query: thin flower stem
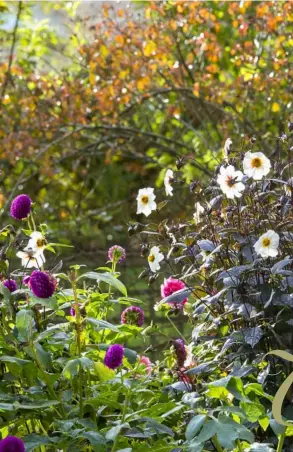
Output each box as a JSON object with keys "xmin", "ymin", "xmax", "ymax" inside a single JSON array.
[
  {"xmin": 167, "ymin": 315, "xmax": 186, "ymax": 341},
  {"xmin": 236, "ymin": 439, "xmax": 243, "ymax": 452},
  {"xmin": 212, "ymin": 435, "xmax": 224, "ymax": 452},
  {"xmin": 277, "ymin": 431, "xmax": 286, "ymax": 452},
  {"xmin": 71, "ymin": 276, "xmax": 84, "ymax": 418}
]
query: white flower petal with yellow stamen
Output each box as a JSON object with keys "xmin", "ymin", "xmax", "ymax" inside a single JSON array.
[
  {"xmin": 27, "ymin": 231, "xmax": 47, "ymax": 253},
  {"xmin": 16, "ymin": 249, "xmax": 46, "ymax": 269},
  {"xmin": 136, "ymin": 187, "xmax": 157, "ymax": 217},
  {"xmin": 193, "ymin": 202, "xmax": 204, "ymax": 224},
  {"xmin": 164, "ymin": 169, "xmax": 174, "ymax": 196},
  {"xmin": 148, "ymin": 246, "xmax": 164, "ymax": 272},
  {"xmin": 243, "ymin": 151, "xmax": 271, "ymax": 180},
  {"xmin": 217, "ymin": 165, "xmax": 245, "ymax": 199},
  {"xmin": 254, "ymin": 230, "xmax": 279, "ymax": 258}
]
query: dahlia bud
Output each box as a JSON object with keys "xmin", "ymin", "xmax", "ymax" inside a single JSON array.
[
  {"xmin": 29, "ymin": 270, "xmax": 57, "ymax": 299},
  {"xmin": 140, "ymin": 244, "xmax": 149, "ymax": 257},
  {"xmin": 176, "ymin": 157, "xmax": 185, "ymax": 170},
  {"xmin": 3, "ymin": 279, "xmax": 17, "ymax": 293},
  {"xmin": 173, "ymin": 339, "xmax": 187, "ymax": 367},
  {"xmin": 108, "ymin": 245, "xmax": 126, "ymax": 264},
  {"xmin": 104, "ymin": 344, "xmax": 124, "ymax": 370},
  {"xmin": 121, "ymin": 306, "xmax": 144, "ymax": 327},
  {"xmin": 10, "ymin": 194, "xmax": 32, "ymax": 220}
]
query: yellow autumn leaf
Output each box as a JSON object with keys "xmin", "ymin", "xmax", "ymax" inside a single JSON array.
[
  {"xmin": 100, "ymin": 44, "xmax": 109, "ymax": 58},
  {"xmin": 143, "ymin": 40, "xmax": 156, "ymax": 57}
]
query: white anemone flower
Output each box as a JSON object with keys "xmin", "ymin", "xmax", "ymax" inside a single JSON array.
[
  {"xmin": 193, "ymin": 202, "xmax": 204, "ymax": 224},
  {"xmin": 16, "ymin": 248, "xmax": 45, "ymax": 269},
  {"xmin": 148, "ymin": 246, "xmax": 164, "ymax": 272},
  {"xmin": 243, "ymin": 151, "xmax": 271, "ymax": 180},
  {"xmin": 254, "ymin": 230, "xmax": 279, "ymax": 258},
  {"xmin": 136, "ymin": 188, "xmax": 157, "ymax": 217},
  {"xmin": 27, "ymin": 231, "xmax": 47, "ymax": 253},
  {"xmin": 164, "ymin": 169, "xmax": 174, "ymax": 196},
  {"xmin": 223, "ymin": 138, "xmax": 232, "ymax": 163},
  {"xmin": 217, "ymin": 165, "xmax": 245, "ymax": 199}
]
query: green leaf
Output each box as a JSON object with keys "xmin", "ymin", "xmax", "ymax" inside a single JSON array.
[
  {"xmin": 80, "ymin": 272, "xmax": 127, "ymax": 296},
  {"xmin": 186, "ymin": 415, "xmax": 206, "ymax": 441},
  {"xmin": 62, "ymin": 357, "xmax": 93, "ymax": 378},
  {"xmin": 79, "ymin": 431, "xmax": 107, "ymax": 451},
  {"xmin": 23, "ymin": 434, "xmax": 55, "ymax": 452},
  {"xmin": 16, "ymin": 309, "xmax": 34, "ymax": 342},
  {"xmin": 0, "ymin": 356, "xmax": 30, "ymax": 366},
  {"xmin": 197, "ymin": 419, "xmax": 218, "ymax": 443},
  {"xmin": 86, "ymin": 317, "xmax": 120, "ymax": 333},
  {"xmin": 240, "ymin": 402, "xmax": 264, "ymax": 422}
]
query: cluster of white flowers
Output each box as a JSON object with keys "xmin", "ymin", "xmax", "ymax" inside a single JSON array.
[
  {"xmin": 16, "ymin": 231, "xmax": 47, "ymax": 269},
  {"xmin": 136, "ymin": 145, "xmax": 279, "ymax": 273},
  {"xmin": 217, "ymin": 149, "xmax": 271, "ymax": 199},
  {"xmin": 136, "ymin": 169, "xmax": 175, "ymax": 272}
]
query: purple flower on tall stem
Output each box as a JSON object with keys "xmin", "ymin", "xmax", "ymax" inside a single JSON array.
[
  {"xmin": 173, "ymin": 339, "xmax": 187, "ymax": 368},
  {"xmin": 0, "ymin": 436, "xmax": 25, "ymax": 452},
  {"xmin": 104, "ymin": 344, "xmax": 124, "ymax": 369},
  {"xmin": 3, "ymin": 279, "xmax": 17, "ymax": 293},
  {"xmin": 121, "ymin": 306, "xmax": 144, "ymax": 327},
  {"xmin": 108, "ymin": 245, "xmax": 126, "ymax": 264},
  {"xmin": 10, "ymin": 194, "xmax": 32, "ymax": 220},
  {"xmin": 29, "ymin": 270, "xmax": 56, "ymax": 299},
  {"xmin": 70, "ymin": 307, "xmax": 76, "ymax": 316}
]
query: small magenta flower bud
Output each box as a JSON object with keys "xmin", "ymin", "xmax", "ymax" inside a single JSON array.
[
  {"xmin": 173, "ymin": 339, "xmax": 186, "ymax": 367},
  {"xmin": 3, "ymin": 279, "xmax": 17, "ymax": 293},
  {"xmin": 121, "ymin": 306, "xmax": 144, "ymax": 327},
  {"xmin": 104, "ymin": 344, "xmax": 124, "ymax": 370},
  {"xmin": 108, "ymin": 245, "xmax": 126, "ymax": 264},
  {"xmin": 29, "ymin": 270, "xmax": 57, "ymax": 299},
  {"xmin": 10, "ymin": 194, "xmax": 32, "ymax": 220}
]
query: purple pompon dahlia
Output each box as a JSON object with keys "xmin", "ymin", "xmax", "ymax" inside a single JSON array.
[
  {"xmin": 104, "ymin": 344, "xmax": 124, "ymax": 369},
  {"xmin": 173, "ymin": 339, "xmax": 187, "ymax": 368},
  {"xmin": 3, "ymin": 279, "xmax": 17, "ymax": 293},
  {"xmin": 121, "ymin": 306, "xmax": 144, "ymax": 327},
  {"xmin": 10, "ymin": 194, "xmax": 32, "ymax": 220},
  {"xmin": 29, "ymin": 270, "xmax": 56, "ymax": 299},
  {"xmin": 108, "ymin": 245, "xmax": 126, "ymax": 264},
  {"xmin": 0, "ymin": 436, "xmax": 25, "ymax": 452}
]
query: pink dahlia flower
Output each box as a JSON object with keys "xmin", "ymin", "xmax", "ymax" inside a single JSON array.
[
  {"xmin": 160, "ymin": 277, "xmax": 187, "ymax": 308},
  {"xmin": 139, "ymin": 355, "xmax": 152, "ymax": 375}
]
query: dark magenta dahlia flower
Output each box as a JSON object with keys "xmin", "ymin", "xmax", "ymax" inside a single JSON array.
[
  {"xmin": 108, "ymin": 245, "xmax": 126, "ymax": 264},
  {"xmin": 0, "ymin": 436, "xmax": 25, "ymax": 452},
  {"xmin": 10, "ymin": 194, "xmax": 32, "ymax": 220},
  {"xmin": 104, "ymin": 344, "xmax": 124, "ymax": 369},
  {"xmin": 121, "ymin": 306, "xmax": 144, "ymax": 327},
  {"xmin": 173, "ymin": 339, "xmax": 187, "ymax": 368},
  {"xmin": 3, "ymin": 279, "xmax": 17, "ymax": 293},
  {"xmin": 29, "ymin": 270, "xmax": 56, "ymax": 299}
]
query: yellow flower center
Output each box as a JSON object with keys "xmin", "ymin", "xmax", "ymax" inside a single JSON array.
[
  {"xmin": 262, "ymin": 237, "xmax": 271, "ymax": 247},
  {"xmin": 141, "ymin": 195, "xmax": 149, "ymax": 204},
  {"xmin": 37, "ymin": 238, "xmax": 47, "ymax": 248},
  {"xmin": 148, "ymin": 255, "xmax": 155, "ymax": 262},
  {"xmin": 251, "ymin": 157, "xmax": 262, "ymax": 168}
]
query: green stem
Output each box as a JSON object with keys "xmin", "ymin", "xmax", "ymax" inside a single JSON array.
[
  {"xmin": 30, "ymin": 212, "xmax": 36, "ymax": 231},
  {"xmin": 212, "ymin": 435, "xmax": 224, "ymax": 452},
  {"xmin": 277, "ymin": 431, "xmax": 286, "ymax": 452},
  {"xmin": 111, "ymin": 386, "xmax": 131, "ymax": 452},
  {"xmin": 167, "ymin": 315, "xmax": 186, "ymax": 341},
  {"xmin": 72, "ymin": 277, "xmax": 83, "ymax": 418},
  {"xmin": 237, "ymin": 439, "xmax": 243, "ymax": 452}
]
